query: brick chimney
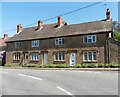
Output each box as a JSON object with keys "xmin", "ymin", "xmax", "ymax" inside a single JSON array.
[
  {"xmin": 17, "ymin": 24, "xmax": 22, "ymax": 33},
  {"xmin": 106, "ymin": 8, "xmax": 111, "ymax": 21},
  {"xmin": 38, "ymin": 20, "xmax": 43, "ymax": 30},
  {"xmin": 3, "ymin": 34, "xmax": 8, "ymax": 40},
  {"xmin": 58, "ymin": 16, "xmax": 63, "ymax": 27}
]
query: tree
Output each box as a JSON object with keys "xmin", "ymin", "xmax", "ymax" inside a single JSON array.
[{"xmin": 113, "ymin": 31, "xmax": 120, "ymax": 42}]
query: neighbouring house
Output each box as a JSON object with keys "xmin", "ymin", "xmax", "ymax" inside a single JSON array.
[
  {"xmin": 6, "ymin": 9, "xmax": 120, "ymax": 66},
  {"xmin": 0, "ymin": 34, "xmax": 9, "ymax": 66}
]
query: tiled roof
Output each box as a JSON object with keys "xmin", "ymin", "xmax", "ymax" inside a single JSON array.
[{"xmin": 6, "ymin": 20, "xmax": 113, "ymax": 42}]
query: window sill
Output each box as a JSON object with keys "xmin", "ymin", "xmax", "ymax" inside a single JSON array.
[
  {"xmin": 32, "ymin": 46, "xmax": 39, "ymax": 47},
  {"xmin": 83, "ymin": 42, "xmax": 96, "ymax": 44},
  {"xmin": 54, "ymin": 60, "xmax": 65, "ymax": 62},
  {"xmin": 30, "ymin": 60, "xmax": 39, "ymax": 62},
  {"xmin": 83, "ymin": 60, "xmax": 97, "ymax": 62},
  {"xmin": 13, "ymin": 60, "xmax": 20, "ymax": 61}
]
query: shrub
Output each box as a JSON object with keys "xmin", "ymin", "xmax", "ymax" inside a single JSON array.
[
  {"xmin": 4, "ymin": 64, "xmax": 12, "ymax": 67},
  {"xmin": 98, "ymin": 64, "xmax": 104, "ymax": 68},
  {"xmin": 75, "ymin": 64, "xmax": 83, "ymax": 68},
  {"xmin": 4, "ymin": 63, "xmax": 120, "ymax": 68},
  {"xmin": 23, "ymin": 64, "xmax": 40, "ymax": 68},
  {"xmin": 109, "ymin": 64, "xmax": 119, "ymax": 68},
  {"xmin": 82, "ymin": 64, "xmax": 89, "ymax": 68}
]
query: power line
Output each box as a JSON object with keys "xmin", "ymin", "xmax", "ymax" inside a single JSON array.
[{"xmin": 2, "ymin": 1, "xmax": 105, "ymax": 34}]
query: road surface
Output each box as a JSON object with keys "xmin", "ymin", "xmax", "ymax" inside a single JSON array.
[{"xmin": 0, "ymin": 67, "xmax": 118, "ymax": 96}]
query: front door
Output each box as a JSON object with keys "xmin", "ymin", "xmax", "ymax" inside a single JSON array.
[
  {"xmin": 24, "ymin": 53, "xmax": 28, "ymax": 65},
  {"xmin": 70, "ymin": 53, "xmax": 76, "ymax": 66},
  {"xmin": 43, "ymin": 53, "xmax": 48, "ymax": 65}
]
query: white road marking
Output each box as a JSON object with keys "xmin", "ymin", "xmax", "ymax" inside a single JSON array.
[
  {"xmin": 19, "ymin": 74, "xmax": 42, "ymax": 81},
  {"xmin": 57, "ymin": 86, "xmax": 73, "ymax": 96}
]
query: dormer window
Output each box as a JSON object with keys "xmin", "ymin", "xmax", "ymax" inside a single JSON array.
[
  {"xmin": 55, "ymin": 38, "xmax": 64, "ymax": 45},
  {"xmin": 31, "ymin": 40, "xmax": 39, "ymax": 47}
]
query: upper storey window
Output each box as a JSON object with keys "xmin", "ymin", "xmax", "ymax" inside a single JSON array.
[
  {"xmin": 31, "ymin": 40, "xmax": 39, "ymax": 47},
  {"xmin": 15, "ymin": 42, "xmax": 22, "ymax": 48},
  {"xmin": 83, "ymin": 35, "xmax": 96, "ymax": 43},
  {"xmin": 55, "ymin": 38, "xmax": 64, "ymax": 45}
]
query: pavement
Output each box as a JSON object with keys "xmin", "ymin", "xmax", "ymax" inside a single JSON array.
[
  {"xmin": 3, "ymin": 67, "xmax": 120, "ymax": 71},
  {"xmin": 0, "ymin": 67, "xmax": 119, "ymax": 96}
]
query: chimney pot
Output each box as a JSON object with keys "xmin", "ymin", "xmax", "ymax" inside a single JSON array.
[
  {"xmin": 4, "ymin": 34, "xmax": 8, "ymax": 39},
  {"xmin": 17, "ymin": 24, "xmax": 22, "ymax": 33},
  {"xmin": 38, "ymin": 20, "xmax": 43, "ymax": 30},
  {"xmin": 106, "ymin": 8, "xmax": 111, "ymax": 21},
  {"xmin": 58, "ymin": 16, "xmax": 63, "ymax": 27}
]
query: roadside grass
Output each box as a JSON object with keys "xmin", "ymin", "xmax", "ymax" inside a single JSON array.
[{"xmin": 4, "ymin": 63, "xmax": 120, "ymax": 68}]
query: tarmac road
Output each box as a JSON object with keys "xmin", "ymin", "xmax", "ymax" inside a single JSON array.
[{"xmin": 0, "ymin": 67, "xmax": 119, "ymax": 96}]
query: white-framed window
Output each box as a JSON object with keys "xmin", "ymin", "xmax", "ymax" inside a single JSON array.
[
  {"xmin": 14, "ymin": 52, "xmax": 20, "ymax": 60},
  {"xmin": 31, "ymin": 53, "xmax": 39, "ymax": 61},
  {"xmin": 55, "ymin": 38, "xmax": 64, "ymax": 45},
  {"xmin": 15, "ymin": 42, "xmax": 22, "ymax": 48},
  {"xmin": 83, "ymin": 51, "xmax": 97, "ymax": 61},
  {"xmin": 31, "ymin": 40, "xmax": 39, "ymax": 47},
  {"xmin": 55, "ymin": 52, "xmax": 65, "ymax": 61},
  {"xmin": 83, "ymin": 35, "xmax": 96, "ymax": 43}
]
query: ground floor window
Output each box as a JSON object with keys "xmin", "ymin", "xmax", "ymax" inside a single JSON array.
[
  {"xmin": 55, "ymin": 52, "xmax": 65, "ymax": 61},
  {"xmin": 14, "ymin": 52, "xmax": 20, "ymax": 60},
  {"xmin": 31, "ymin": 53, "xmax": 39, "ymax": 61},
  {"xmin": 83, "ymin": 51, "xmax": 97, "ymax": 61}
]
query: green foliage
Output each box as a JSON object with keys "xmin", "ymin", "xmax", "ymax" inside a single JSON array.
[
  {"xmin": 4, "ymin": 63, "xmax": 120, "ymax": 68},
  {"xmin": 113, "ymin": 31, "xmax": 120, "ymax": 41},
  {"xmin": 23, "ymin": 64, "xmax": 40, "ymax": 67},
  {"xmin": 4, "ymin": 64, "xmax": 12, "ymax": 67}
]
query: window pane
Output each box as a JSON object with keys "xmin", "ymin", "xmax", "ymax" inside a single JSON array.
[
  {"xmin": 84, "ymin": 36, "xmax": 87, "ymax": 43},
  {"xmin": 84, "ymin": 52, "xmax": 87, "ymax": 60},
  {"xmin": 55, "ymin": 39, "xmax": 58, "ymax": 45},
  {"xmin": 62, "ymin": 39, "xmax": 64, "ymax": 44},
  {"xmin": 93, "ymin": 52, "xmax": 97, "ymax": 60},
  {"xmin": 93, "ymin": 35, "xmax": 96, "ymax": 42},
  {"xmin": 59, "ymin": 40, "xmax": 62, "ymax": 45},
  {"xmin": 55, "ymin": 53, "xmax": 58, "ymax": 60},
  {"xmin": 59, "ymin": 53, "xmax": 61, "ymax": 60},
  {"xmin": 62, "ymin": 53, "xmax": 65, "ymax": 60},
  {"xmin": 88, "ymin": 38, "xmax": 92, "ymax": 43},
  {"xmin": 88, "ymin": 52, "xmax": 92, "ymax": 60}
]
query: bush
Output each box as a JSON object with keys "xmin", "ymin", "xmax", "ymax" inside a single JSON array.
[
  {"xmin": 4, "ymin": 63, "xmax": 120, "ymax": 68},
  {"xmin": 75, "ymin": 64, "xmax": 83, "ymax": 68},
  {"xmin": 98, "ymin": 64, "xmax": 104, "ymax": 68},
  {"xmin": 113, "ymin": 31, "xmax": 120, "ymax": 42},
  {"xmin": 109, "ymin": 64, "xmax": 119, "ymax": 68},
  {"xmin": 4, "ymin": 64, "xmax": 12, "ymax": 67},
  {"xmin": 23, "ymin": 64, "xmax": 40, "ymax": 68}
]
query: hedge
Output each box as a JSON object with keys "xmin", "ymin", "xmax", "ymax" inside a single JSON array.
[{"xmin": 4, "ymin": 63, "xmax": 120, "ymax": 68}]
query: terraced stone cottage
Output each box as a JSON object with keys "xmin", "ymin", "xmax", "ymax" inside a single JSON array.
[{"xmin": 6, "ymin": 9, "xmax": 120, "ymax": 66}]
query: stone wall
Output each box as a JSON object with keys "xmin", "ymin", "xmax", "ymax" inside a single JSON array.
[
  {"xmin": 109, "ymin": 38, "xmax": 120, "ymax": 64},
  {"xmin": 6, "ymin": 33, "xmax": 108, "ymax": 65}
]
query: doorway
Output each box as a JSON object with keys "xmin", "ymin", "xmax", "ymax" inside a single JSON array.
[{"xmin": 70, "ymin": 53, "xmax": 76, "ymax": 66}]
